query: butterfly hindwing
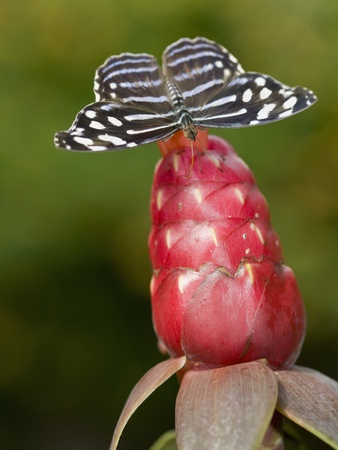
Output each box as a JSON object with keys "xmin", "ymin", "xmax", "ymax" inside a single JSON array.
[
  {"xmin": 192, "ymin": 71, "xmax": 317, "ymax": 128},
  {"xmin": 54, "ymin": 102, "xmax": 178, "ymax": 151}
]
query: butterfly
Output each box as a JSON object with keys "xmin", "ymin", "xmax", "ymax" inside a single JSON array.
[{"xmin": 54, "ymin": 37, "xmax": 317, "ymax": 152}]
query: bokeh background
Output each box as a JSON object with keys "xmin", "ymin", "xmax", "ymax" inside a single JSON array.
[{"xmin": 1, "ymin": 0, "xmax": 337, "ymax": 449}]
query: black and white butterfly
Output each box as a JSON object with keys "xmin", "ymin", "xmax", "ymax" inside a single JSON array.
[{"xmin": 54, "ymin": 37, "xmax": 317, "ymax": 152}]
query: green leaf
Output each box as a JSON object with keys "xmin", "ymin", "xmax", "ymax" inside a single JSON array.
[{"xmin": 149, "ymin": 430, "xmax": 178, "ymax": 450}]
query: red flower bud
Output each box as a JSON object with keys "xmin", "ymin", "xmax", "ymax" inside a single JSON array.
[{"xmin": 149, "ymin": 134, "xmax": 306, "ymax": 370}]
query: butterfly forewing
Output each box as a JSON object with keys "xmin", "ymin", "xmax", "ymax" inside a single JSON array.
[
  {"xmin": 94, "ymin": 53, "xmax": 171, "ymax": 109},
  {"xmin": 193, "ymin": 72, "xmax": 317, "ymax": 128},
  {"xmin": 162, "ymin": 37, "xmax": 244, "ymax": 111}
]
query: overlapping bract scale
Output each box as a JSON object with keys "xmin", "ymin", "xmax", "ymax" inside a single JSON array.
[{"xmin": 149, "ymin": 136, "xmax": 306, "ymax": 370}]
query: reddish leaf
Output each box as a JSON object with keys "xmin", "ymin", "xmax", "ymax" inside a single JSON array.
[
  {"xmin": 176, "ymin": 361, "xmax": 278, "ymax": 450},
  {"xmin": 110, "ymin": 356, "xmax": 186, "ymax": 450},
  {"xmin": 276, "ymin": 366, "xmax": 338, "ymax": 449}
]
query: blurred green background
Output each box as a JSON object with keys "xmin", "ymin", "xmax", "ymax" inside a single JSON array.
[{"xmin": 1, "ymin": 0, "xmax": 337, "ymax": 449}]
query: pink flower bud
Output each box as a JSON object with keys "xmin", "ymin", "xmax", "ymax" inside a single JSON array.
[{"xmin": 149, "ymin": 134, "xmax": 306, "ymax": 370}]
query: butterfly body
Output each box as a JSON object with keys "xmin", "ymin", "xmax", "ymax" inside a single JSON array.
[{"xmin": 55, "ymin": 37, "xmax": 316, "ymax": 152}]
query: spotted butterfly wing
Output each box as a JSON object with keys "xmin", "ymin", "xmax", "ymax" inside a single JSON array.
[
  {"xmin": 55, "ymin": 101, "xmax": 179, "ymax": 151},
  {"xmin": 193, "ymin": 72, "xmax": 316, "ymax": 127},
  {"xmin": 163, "ymin": 37, "xmax": 316, "ymax": 128},
  {"xmin": 54, "ymin": 37, "xmax": 317, "ymax": 152}
]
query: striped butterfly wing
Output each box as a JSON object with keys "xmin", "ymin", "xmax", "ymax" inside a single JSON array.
[
  {"xmin": 95, "ymin": 53, "xmax": 167, "ymax": 106},
  {"xmin": 163, "ymin": 37, "xmax": 317, "ymax": 129},
  {"xmin": 55, "ymin": 54, "xmax": 179, "ymax": 151},
  {"xmin": 162, "ymin": 37, "xmax": 244, "ymax": 113}
]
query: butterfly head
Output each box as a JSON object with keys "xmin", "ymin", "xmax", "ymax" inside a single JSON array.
[{"xmin": 178, "ymin": 110, "xmax": 198, "ymax": 141}]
